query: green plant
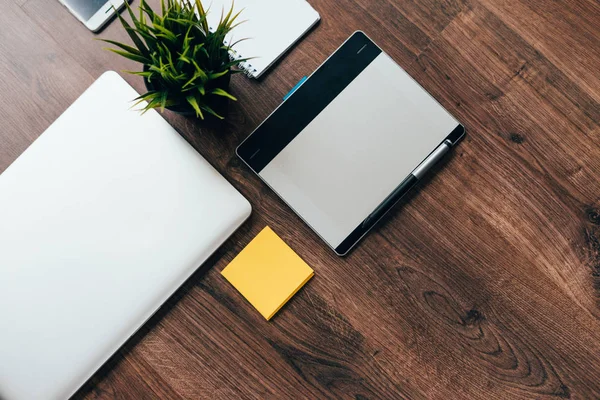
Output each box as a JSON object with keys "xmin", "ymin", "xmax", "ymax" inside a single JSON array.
[{"xmin": 101, "ymin": 0, "xmax": 247, "ymax": 119}]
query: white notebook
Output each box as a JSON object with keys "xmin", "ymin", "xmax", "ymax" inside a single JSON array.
[{"xmin": 206, "ymin": 0, "xmax": 320, "ymax": 78}]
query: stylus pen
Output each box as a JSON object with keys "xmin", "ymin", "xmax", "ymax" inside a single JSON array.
[{"xmin": 362, "ymin": 139, "xmax": 453, "ymax": 228}]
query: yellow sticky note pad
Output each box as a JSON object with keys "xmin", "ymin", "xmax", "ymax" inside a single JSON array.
[{"xmin": 221, "ymin": 226, "xmax": 314, "ymax": 320}]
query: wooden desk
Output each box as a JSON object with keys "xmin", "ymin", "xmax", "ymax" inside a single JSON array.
[{"xmin": 1, "ymin": 0, "xmax": 599, "ymax": 398}]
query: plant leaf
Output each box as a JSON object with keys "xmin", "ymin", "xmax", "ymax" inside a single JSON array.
[
  {"xmin": 159, "ymin": 90, "xmax": 169, "ymax": 112},
  {"xmin": 132, "ymin": 90, "xmax": 160, "ymax": 102},
  {"xmin": 98, "ymin": 39, "xmax": 142, "ymax": 56},
  {"xmin": 194, "ymin": 0, "xmax": 210, "ymax": 33},
  {"xmin": 227, "ymin": 37, "xmax": 249, "ymax": 49},
  {"xmin": 131, "ymin": 91, "xmax": 160, "ymax": 109},
  {"xmin": 140, "ymin": 0, "xmax": 155, "ymax": 20},
  {"xmin": 201, "ymin": 104, "xmax": 224, "ymax": 119},
  {"xmin": 208, "ymin": 69, "xmax": 229, "ymax": 80},
  {"xmin": 106, "ymin": 48, "xmax": 151, "ymax": 64},
  {"xmin": 101, "ymin": 0, "xmax": 248, "ymax": 119},
  {"xmin": 116, "ymin": 2, "xmax": 150, "ymax": 57},
  {"xmin": 191, "ymin": 60, "xmax": 208, "ymax": 82},
  {"xmin": 152, "ymin": 23, "xmax": 178, "ymax": 42},
  {"xmin": 133, "ymin": 28, "xmax": 158, "ymax": 50},
  {"xmin": 211, "ymin": 88, "xmax": 237, "ymax": 101},
  {"xmin": 122, "ymin": 70, "xmax": 154, "ymax": 79},
  {"xmin": 186, "ymin": 95, "xmax": 204, "ymax": 119}
]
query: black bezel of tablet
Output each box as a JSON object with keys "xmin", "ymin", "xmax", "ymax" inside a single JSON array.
[{"xmin": 237, "ymin": 31, "xmax": 465, "ymax": 255}]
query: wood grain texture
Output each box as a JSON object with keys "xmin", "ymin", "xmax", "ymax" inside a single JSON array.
[
  {"xmin": 2, "ymin": 0, "xmax": 600, "ymax": 398},
  {"xmin": 0, "ymin": 1, "xmax": 93, "ymax": 171}
]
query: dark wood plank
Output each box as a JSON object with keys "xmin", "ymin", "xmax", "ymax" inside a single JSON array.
[
  {"xmin": 477, "ymin": 0, "xmax": 600, "ymax": 103},
  {"xmin": 0, "ymin": 1, "xmax": 93, "ymax": 171},
  {"xmin": 1, "ymin": 0, "xmax": 599, "ymax": 398},
  {"xmin": 20, "ymin": 0, "xmax": 145, "ymax": 92}
]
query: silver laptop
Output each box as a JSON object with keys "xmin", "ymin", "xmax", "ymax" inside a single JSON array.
[{"xmin": 0, "ymin": 72, "xmax": 251, "ymax": 400}]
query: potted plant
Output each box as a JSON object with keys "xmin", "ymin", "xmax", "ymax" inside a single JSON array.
[{"xmin": 101, "ymin": 0, "xmax": 247, "ymax": 119}]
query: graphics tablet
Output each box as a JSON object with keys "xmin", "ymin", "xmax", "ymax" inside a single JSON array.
[{"xmin": 237, "ymin": 31, "xmax": 465, "ymax": 255}]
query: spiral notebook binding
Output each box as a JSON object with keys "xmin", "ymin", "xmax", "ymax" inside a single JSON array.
[
  {"xmin": 223, "ymin": 37, "xmax": 257, "ymax": 77},
  {"xmin": 235, "ymin": 52, "xmax": 255, "ymax": 77}
]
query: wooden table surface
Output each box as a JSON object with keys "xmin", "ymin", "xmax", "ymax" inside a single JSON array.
[{"xmin": 1, "ymin": 0, "xmax": 599, "ymax": 398}]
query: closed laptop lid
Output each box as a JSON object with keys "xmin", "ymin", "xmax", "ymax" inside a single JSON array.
[{"xmin": 0, "ymin": 71, "xmax": 251, "ymax": 400}]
